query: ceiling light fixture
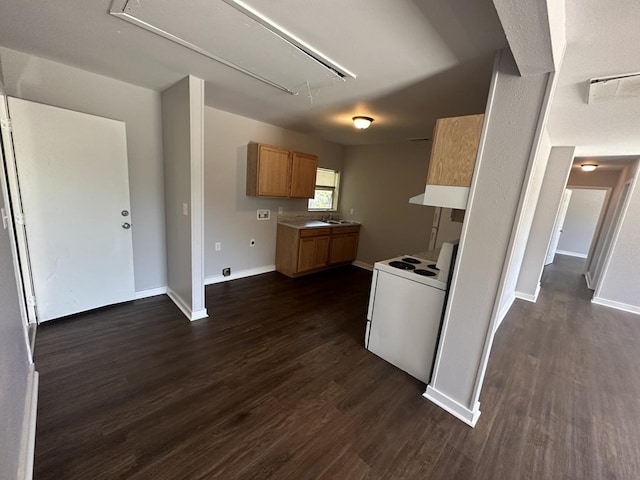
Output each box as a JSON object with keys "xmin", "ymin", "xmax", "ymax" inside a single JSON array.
[
  {"xmin": 581, "ymin": 164, "xmax": 598, "ymax": 172},
  {"xmin": 352, "ymin": 116, "xmax": 374, "ymax": 129}
]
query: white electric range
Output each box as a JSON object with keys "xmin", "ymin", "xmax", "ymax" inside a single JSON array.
[{"xmin": 365, "ymin": 242, "xmax": 458, "ymax": 384}]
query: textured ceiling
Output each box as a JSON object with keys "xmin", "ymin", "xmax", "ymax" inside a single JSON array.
[
  {"xmin": 0, "ymin": 0, "xmax": 507, "ymax": 145},
  {"xmin": 547, "ymin": 0, "xmax": 640, "ymax": 157}
]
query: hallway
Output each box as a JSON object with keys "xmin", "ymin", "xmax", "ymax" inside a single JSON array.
[{"xmin": 485, "ymin": 253, "xmax": 640, "ymax": 477}]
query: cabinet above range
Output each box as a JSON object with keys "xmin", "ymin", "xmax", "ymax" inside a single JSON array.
[
  {"xmin": 246, "ymin": 143, "xmax": 318, "ymax": 199},
  {"xmin": 410, "ymin": 113, "xmax": 484, "ymax": 209}
]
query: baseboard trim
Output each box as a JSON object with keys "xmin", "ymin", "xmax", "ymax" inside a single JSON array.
[
  {"xmin": 591, "ymin": 297, "xmax": 640, "ymax": 316},
  {"xmin": 18, "ymin": 366, "xmax": 38, "ymax": 480},
  {"xmin": 205, "ymin": 265, "xmax": 275, "ymax": 285},
  {"xmin": 556, "ymin": 250, "xmax": 587, "ymax": 258},
  {"xmin": 515, "ymin": 283, "xmax": 540, "ymax": 303},
  {"xmin": 135, "ymin": 286, "xmax": 168, "ymax": 299},
  {"xmin": 585, "ymin": 271, "xmax": 594, "ymax": 290},
  {"xmin": 190, "ymin": 309, "xmax": 209, "ymax": 321},
  {"xmin": 166, "ymin": 288, "xmax": 209, "ymax": 321},
  {"xmin": 352, "ymin": 260, "xmax": 373, "ymax": 271},
  {"xmin": 424, "ymin": 385, "xmax": 481, "ymax": 427}
]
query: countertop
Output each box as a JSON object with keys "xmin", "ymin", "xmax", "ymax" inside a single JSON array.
[{"xmin": 278, "ymin": 220, "xmax": 361, "ymax": 230}]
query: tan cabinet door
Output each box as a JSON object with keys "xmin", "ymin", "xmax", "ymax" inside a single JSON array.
[
  {"xmin": 426, "ymin": 114, "xmax": 484, "ymax": 187},
  {"xmin": 297, "ymin": 236, "xmax": 330, "ymax": 272},
  {"xmin": 290, "ymin": 152, "xmax": 318, "ymax": 198},
  {"xmin": 329, "ymin": 233, "xmax": 359, "ymax": 264},
  {"xmin": 257, "ymin": 145, "xmax": 291, "ymax": 197}
]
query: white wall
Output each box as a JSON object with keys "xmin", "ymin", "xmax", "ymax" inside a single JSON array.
[
  {"xmin": 497, "ymin": 129, "xmax": 552, "ymax": 318},
  {"xmin": 557, "ymin": 188, "xmax": 607, "ymax": 257},
  {"xmin": 595, "ymin": 161, "xmax": 640, "ymax": 313},
  {"xmin": 0, "ymin": 139, "xmax": 34, "ymax": 480},
  {"xmin": 427, "ymin": 49, "xmax": 551, "ymax": 425},
  {"xmin": 162, "ymin": 77, "xmax": 206, "ymax": 320},
  {"xmin": 203, "ymin": 107, "xmax": 344, "ymax": 281},
  {"xmin": 339, "ymin": 142, "xmax": 435, "ymax": 266},
  {"xmin": 585, "ymin": 166, "xmax": 634, "ymax": 288},
  {"xmin": 516, "ymin": 147, "xmax": 575, "ymax": 299},
  {"xmin": 0, "ymin": 46, "xmax": 166, "ymax": 292}
]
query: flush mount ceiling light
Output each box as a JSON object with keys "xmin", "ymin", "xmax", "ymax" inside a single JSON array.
[
  {"xmin": 353, "ymin": 116, "xmax": 374, "ymax": 129},
  {"xmin": 581, "ymin": 164, "xmax": 598, "ymax": 172}
]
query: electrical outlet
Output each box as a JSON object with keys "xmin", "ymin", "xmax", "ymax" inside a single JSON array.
[
  {"xmin": 250, "ymin": 239, "xmax": 256, "ymax": 247},
  {"xmin": 350, "ymin": 208, "xmax": 354, "ymax": 215},
  {"xmin": 183, "ymin": 203, "xmax": 189, "ymax": 216},
  {"xmin": 222, "ymin": 267, "xmax": 231, "ymax": 277},
  {"xmin": 278, "ymin": 207, "xmax": 283, "ymax": 214},
  {"xmin": 215, "ymin": 242, "xmax": 221, "ymax": 251}
]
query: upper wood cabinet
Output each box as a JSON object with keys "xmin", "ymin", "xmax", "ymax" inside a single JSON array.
[
  {"xmin": 290, "ymin": 152, "xmax": 318, "ymax": 198},
  {"xmin": 426, "ymin": 114, "xmax": 484, "ymax": 187},
  {"xmin": 246, "ymin": 143, "xmax": 318, "ymax": 198}
]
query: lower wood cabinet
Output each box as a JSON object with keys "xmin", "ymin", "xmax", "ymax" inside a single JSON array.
[
  {"xmin": 276, "ymin": 223, "xmax": 360, "ymax": 277},
  {"xmin": 298, "ymin": 235, "xmax": 330, "ymax": 272},
  {"xmin": 329, "ymin": 226, "xmax": 360, "ymax": 265}
]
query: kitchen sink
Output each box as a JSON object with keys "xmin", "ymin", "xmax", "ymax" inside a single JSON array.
[{"xmin": 324, "ymin": 219, "xmax": 358, "ymax": 225}]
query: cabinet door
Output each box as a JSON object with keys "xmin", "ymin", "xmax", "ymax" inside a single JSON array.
[
  {"xmin": 297, "ymin": 236, "xmax": 329, "ymax": 272},
  {"xmin": 426, "ymin": 114, "xmax": 484, "ymax": 187},
  {"xmin": 329, "ymin": 233, "xmax": 359, "ymax": 264},
  {"xmin": 290, "ymin": 152, "xmax": 318, "ymax": 198},
  {"xmin": 257, "ymin": 145, "xmax": 291, "ymax": 197},
  {"xmin": 343, "ymin": 233, "xmax": 359, "ymax": 261}
]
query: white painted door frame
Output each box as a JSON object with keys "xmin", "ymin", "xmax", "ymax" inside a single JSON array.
[
  {"xmin": 563, "ymin": 185, "xmax": 611, "ymax": 277},
  {"xmin": 0, "ymin": 95, "xmax": 37, "ymax": 325},
  {"xmin": 593, "ymin": 179, "xmax": 634, "ymax": 296},
  {"xmin": 545, "ymin": 188, "xmax": 572, "ymax": 265}
]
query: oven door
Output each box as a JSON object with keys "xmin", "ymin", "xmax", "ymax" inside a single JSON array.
[{"xmin": 366, "ymin": 269, "xmax": 445, "ymax": 383}]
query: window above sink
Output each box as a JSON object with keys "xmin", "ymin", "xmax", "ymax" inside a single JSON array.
[{"xmin": 308, "ymin": 167, "xmax": 340, "ymax": 211}]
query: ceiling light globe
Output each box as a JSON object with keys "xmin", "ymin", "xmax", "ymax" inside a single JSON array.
[
  {"xmin": 581, "ymin": 164, "xmax": 598, "ymax": 172},
  {"xmin": 352, "ymin": 116, "xmax": 373, "ymax": 129}
]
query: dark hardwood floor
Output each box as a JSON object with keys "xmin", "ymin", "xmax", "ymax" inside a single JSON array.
[{"xmin": 34, "ymin": 259, "xmax": 640, "ymax": 479}]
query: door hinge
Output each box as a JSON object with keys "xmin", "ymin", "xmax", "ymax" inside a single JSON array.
[
  {"xmin": 15, "ymin": 212, "xmax": 25, "ymax": 225},
  {"xmin": 0, "ymin": 117, "xmax": 11, "ymax": 131},
  {"xmin": 27, "ymin": 295, "xmax": 36, "ymax": 308}
]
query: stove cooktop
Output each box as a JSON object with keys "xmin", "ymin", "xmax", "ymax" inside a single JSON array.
[
  {"xmin": 414, "ymin": 269, "xmax": 436, "ymax": 277},
  {"xmin": 377, "ymin": 255, "xmax": 445, "ymax": 289},
  {"xmin": 389, "ymin": 261, "xmax": 416, "ymax": 270}
]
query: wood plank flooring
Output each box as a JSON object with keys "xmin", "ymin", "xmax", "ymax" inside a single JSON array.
[{"xmin": 34, "ymin": 258, "xmax": 640, "ymax": 479}]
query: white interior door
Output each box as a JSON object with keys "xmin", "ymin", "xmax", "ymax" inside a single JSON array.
[
  {"xmin": 545, "ymin": 189, "xmax": 572, "ymax": 265},
  {"xmin": 7, "ymin": 97, "xmax": 135, "ymax": 322}
]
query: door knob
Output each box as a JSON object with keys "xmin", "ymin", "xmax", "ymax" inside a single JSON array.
[{"xmin": 122, "ymin": 222, "xmax": 131, "ymax": 229}]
